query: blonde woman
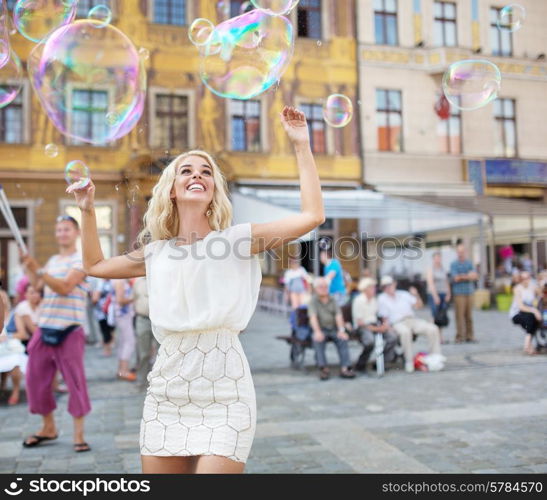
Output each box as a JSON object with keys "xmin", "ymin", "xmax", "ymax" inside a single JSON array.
[{"xmin": 67, "ymin": 106, "xmax": 324, "ymax": 474}]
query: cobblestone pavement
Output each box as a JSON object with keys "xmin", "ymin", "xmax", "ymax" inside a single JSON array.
[{"xmin": 0, "ymin": 308, "xmax": 545, "ymax": 474}]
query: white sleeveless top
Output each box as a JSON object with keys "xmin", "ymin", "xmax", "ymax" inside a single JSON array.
[
  {"xmin": 509, "ymin": 282, "xmax": 537, "ymax": 319},
  {"xmin": 144, "ymin": 223, "xmax": 262, "ymax": 343}
]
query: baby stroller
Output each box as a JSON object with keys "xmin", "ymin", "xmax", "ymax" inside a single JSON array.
[{"xmin": 288, "ymin": 305, "xmax": 313, "ymax": 368}]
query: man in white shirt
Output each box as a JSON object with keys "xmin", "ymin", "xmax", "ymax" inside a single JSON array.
[
  {"xmin": 352, "ymin": 277, "xmax": 397, "ymax": 372},
  {"xmin": 377, "ymin": 276, "xmax": 441, "ymax": 373}
]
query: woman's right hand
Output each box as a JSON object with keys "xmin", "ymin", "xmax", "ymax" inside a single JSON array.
[
  {"xmin": 66, "ymin": 181, "xmax": 95, "ymax": 212},
  {"xmin": 433, "ymin": 294, "xmax": 440, "ymax": 305}
]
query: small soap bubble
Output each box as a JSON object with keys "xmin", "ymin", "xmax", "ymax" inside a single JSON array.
[
  {"xmin": 65, "ymin": 160, "xmax": 90, "ymax": 189},
  {"xmin": 45, "ymin": 143, "xmax": 59, "ymax": 157}
]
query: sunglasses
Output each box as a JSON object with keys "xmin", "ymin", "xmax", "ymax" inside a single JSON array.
[{"xmin": 56, "ymin": 215, "xmax": 79, "ymax": 227}]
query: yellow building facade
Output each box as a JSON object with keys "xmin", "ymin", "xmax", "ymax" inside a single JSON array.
[{"xmin": 0, "ymin": 0, "xmax": 361, "ymax": 292}]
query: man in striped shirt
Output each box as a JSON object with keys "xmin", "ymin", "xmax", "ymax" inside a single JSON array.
[{"xmin": 21, "ymin": 215, "xmax": 92, "ymax": 453}]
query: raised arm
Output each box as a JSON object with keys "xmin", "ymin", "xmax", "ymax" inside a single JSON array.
[
  {"xmin": 250, "ymin": 106, "xmax": 325, "ymax": 255},
  {"xmin": 67, "ymin": 181, "xmax": 146, "ymax": 279}
]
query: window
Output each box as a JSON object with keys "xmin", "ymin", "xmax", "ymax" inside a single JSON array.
[
  {"xmin": 76, "ymin": 0, "xmax": 110, "ymax": 17},
  {"xmin": 69, "ymin": 89, "xmax": 108, "ymax": 145},
  {"xmin": 230, "ymin": 0, "xmax": 254, "ymax": 17},
  {"xmin": 153, "ymin": 0, "xmax": 186, "ymax": 26},
  {"xmin": 297, "ymin": 0, "xmax": 322, "ymax": 39},
  {"xmin": 230, "ymin": 100, "xmax": 261, "ymax": 152},
  {"xmin": 300, "ymin": 103, "xmax": 326, "ymax": 154},
  {"xmin": 376, "ymin": 89, "xmax": 403, "ymax": 152},
  {"xmin": 374, "ymin": 0, "xmax": 398, "ymax": 45},
  {"xmin": 437, "ymin": 97, "xmax": 462, "ymax": 154},
  {"xmin": 154, "ymin": 94, "xmax": 189, "ymax": 150},
  {"xmin": 63, "ymin": 203, "xmax": 115, "ymax": 259},
  {"xmin": 494, "ymin": 98, "xmax": 517, "ymax": 157},
  {"xmin": 490, "ymin": 7, "xmax": 512, "ymax": 56},
  {"xmin": 434, "ymin": 2, "xmax": 457, "ymax": 47},
  {"xmin": 0, "ymin": 90, "xmax": 23, "ymax": 144}
]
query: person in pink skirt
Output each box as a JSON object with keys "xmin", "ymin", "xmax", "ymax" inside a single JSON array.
[{"xmin": 21, "ymin": 215, "xmax": 92, "ymax": 453}]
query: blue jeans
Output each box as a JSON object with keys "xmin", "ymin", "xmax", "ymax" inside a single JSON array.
[
  {"xmin": 428, "ymin": 292, "xmax": 447, "ymax": 318},
  {"xmin": 313, "ymin": 327, "xmax": 351, "ymax": 368}
]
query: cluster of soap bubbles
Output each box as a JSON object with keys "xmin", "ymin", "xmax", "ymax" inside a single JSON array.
[
  {"xmin": 189, "ymin": 2, "xmax": 354, "ymax": 127},
  {"xmin": 0, "ymin": 2, "xmax": 145, "ymax": 189},
  {"xmin": 190, "ymin": 8, "xmax": 295, "ymax": 100},
  {"xmin": 441, "ymin": 4, "xmax": 526, "ymax": 111}
]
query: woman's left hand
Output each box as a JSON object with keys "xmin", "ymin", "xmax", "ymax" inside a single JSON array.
[{"xmin": 280, "ymin": 106, "xmax": 310, "ymax": 146}]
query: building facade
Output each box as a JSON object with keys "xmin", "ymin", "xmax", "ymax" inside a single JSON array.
[
  {"xmin": 356, "ymin": 0, "xmax": 547, "ymax": 278},
  {"xmin": 0, "ymin": 0, "xmax": 361, "ymax": 292}
]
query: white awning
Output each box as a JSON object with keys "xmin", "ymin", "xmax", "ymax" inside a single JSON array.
[{"xmin": 233, "ymin": 186, "xmax": 483, "ymax": 238}]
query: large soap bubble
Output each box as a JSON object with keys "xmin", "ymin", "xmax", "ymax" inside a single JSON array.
[
  {"xmin": 0, "ymin": 0, "xmax": 10, "ymax": 68},
  {"xmin": 250, "ymin": 0, "xmax": 300, "ymax": 16},
  {"xmin": 28, "ymin": 19, "xmax": 147, "ymax": 145},
  {"xmin": 0, "ymin": 48, "xmax": 23, "ymax": 109},
  {"xmin": 13, "ymin": 0, "xmax": 78, "ymax": 43},
  {"xmin": 442, "ymin": 60, "xmax": 501, "ymax": 111},
  {"xmin": 199, "ymin": 9, "xmax": 294, "ymax": 100}
]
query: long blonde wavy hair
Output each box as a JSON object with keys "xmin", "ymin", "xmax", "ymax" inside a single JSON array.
[{"xmin": 137, "ymin": 150, "xmax": 233, "ymax": 247}]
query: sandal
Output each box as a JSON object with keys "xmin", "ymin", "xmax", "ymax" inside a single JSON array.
[
  {"xmin": 74, "ymin": 442, "xmax": 91, "ymax": 453},
  {"xmin": 7, "ymin": 393, "xmax": 20, "ymax": 406},
  {"xmin": 22, "ymin": 434, "xmax": 58, "ymax": 448},
  {"xmin": 340, "ymin": 368, "xmax": 356, "ymax": 379},
  {"xmin": 117, "ymin": 372, "xmax": 137, "ymax": 382},
  {"xmin": 319, "ymin": 367, "xmax": 330, "ymax": 381}
]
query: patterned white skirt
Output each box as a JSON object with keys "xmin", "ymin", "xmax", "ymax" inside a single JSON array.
[{"xmin": 139, "ymin": 327, "xmax": 256, "ymax": 463}]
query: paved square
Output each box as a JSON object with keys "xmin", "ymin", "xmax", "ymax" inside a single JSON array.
[{"xmin": 0, "ymin": 309, "xmax": 545, "ymax": 474}]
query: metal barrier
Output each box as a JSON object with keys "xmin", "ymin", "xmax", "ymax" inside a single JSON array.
[{"xmin": 257, "ymin": 286, "xmax": 291, "ymax": 316}]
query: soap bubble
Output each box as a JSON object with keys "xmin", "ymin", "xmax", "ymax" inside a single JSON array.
[
  {"xmin": 323, "ymin": 94, "xmax": 353, "ymax": 128},
  {"xmin": 65, "ymin": 160, "xmax": 90, "ymax": 189},
  {"xmin": 497, "ymin": 4, "xmax": 525, "ymax": 32},
  {"xmin": 0, "ymin": 48, "xmax": 23, "ymax": 109},
  {"xmin": 189, "ymin": 18, "xmax": 214, "ymax": 46},
  {"xmin": 442, "ymin": 60, "xmax": 501, "ymax": 111},
  {"xmin": 13, "ymin": 0, "xmax": 78, "ymax": 43},
  {"xmin": 139, "ymin": 47, "xmax": 150, "ymax": 60},
  {"xmin": 28, "ymin": 19, "xmax": 147, "ymax": 145},
  {"xmin": 199, "ymin": 9, "xmax": 294, "ymax": 100},
  {"xmin": 45, "ymin": 143, "xmax": 59, "ymax": 157},
  {"xmin": 0, "ymin": 0, "xmax": 10, "ymax": 69},
  {"xmin": 250, "ymin": 0, "xmax": 300, "ymax": 16},
  {"xmin": 88, "ymin": 4, "xmax": 112, "ymax": 27}
]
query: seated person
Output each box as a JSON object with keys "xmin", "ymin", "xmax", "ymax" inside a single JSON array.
[
  {"xmin": 0, "ymin": 293, "xmax": 28, "ymax": 406},
  {"xmin": 509, "ymin": 271, "xmax": 541, "ymax": 355},
  {"xmin": 352, "ymin": 277, "xmax": 398, "ymax": 373},
  {"xmin": 378, "ymin": 276, "xmax": 442, "ymax": 373},
  {"xmin": 14, "ymin": 283, "xmax": 42, "ymax": 349},
  {"xmin": 308, "ymin": 277, "xmax": 355, "ymax": 381}
]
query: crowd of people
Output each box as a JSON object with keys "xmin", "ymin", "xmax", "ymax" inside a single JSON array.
[{"xmin": 282, "ymin": 242, "xmax": 546, "ymax": 380}]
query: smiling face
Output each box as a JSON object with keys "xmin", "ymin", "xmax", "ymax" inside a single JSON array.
[
  {"xmin": 171, "ymin": 155, "xmax": 215, "ymax": 205},
  {"xmin": 55, "ymin": 220, "xmax": 79, "ymax": 247}
]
